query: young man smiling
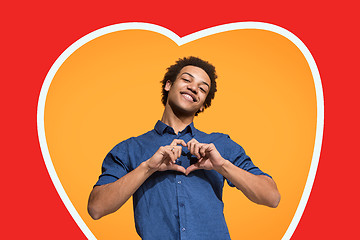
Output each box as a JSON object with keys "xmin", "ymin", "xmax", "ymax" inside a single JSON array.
[{"xmin": 88, "ymin": 56, "xmax": 280, "ymax": 240}]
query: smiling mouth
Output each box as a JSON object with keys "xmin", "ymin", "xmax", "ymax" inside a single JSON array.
[{"xmin": 181, "ymin": 93, "xmax": 197, "ymax": 102}]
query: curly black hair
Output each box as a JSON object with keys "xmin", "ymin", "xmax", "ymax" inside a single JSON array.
[{"xmin": 161, "ymin": 56, "xmax": 217, "ymax": 115}]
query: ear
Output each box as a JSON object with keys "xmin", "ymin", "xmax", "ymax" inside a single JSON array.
[{"xmin": 164, "ymin": 80, "xmax": 172, "ymax": 91}]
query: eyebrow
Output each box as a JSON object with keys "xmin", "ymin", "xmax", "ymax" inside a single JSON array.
[{"xmin": 181, "ymin": 72, "xmax": 210, "ymax": 88}]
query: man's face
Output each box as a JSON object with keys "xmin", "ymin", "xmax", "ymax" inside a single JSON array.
[{"xmin": 165, "ymin": 65, "xmax": 211, "ymax": 116}]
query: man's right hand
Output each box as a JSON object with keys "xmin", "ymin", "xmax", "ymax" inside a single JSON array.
[
  {"xmin": 145, "ymin": 139, "xmax": 187, "ymax": 174},
  {"xmin": 88, "ymin": 138, "xmax": 187, "ymax": 220}
]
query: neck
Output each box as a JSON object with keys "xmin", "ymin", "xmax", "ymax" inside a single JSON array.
[{"xmin": 161, "ymin": 105, "xmax": 194, "ymax": 134}]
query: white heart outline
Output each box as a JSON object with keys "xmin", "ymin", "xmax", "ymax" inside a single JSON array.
[{"xmin": 37, "ymin": 22, "xmax": 324, "ymax": 240}]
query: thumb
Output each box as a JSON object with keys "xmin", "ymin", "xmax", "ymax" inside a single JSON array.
[
  {"xmin": 168, "ymin": 164, "xmax": 186, "ymax": 174},
  {"xmin": 185, "ymin": 164, "xmax": 200, "ymax": 176}
]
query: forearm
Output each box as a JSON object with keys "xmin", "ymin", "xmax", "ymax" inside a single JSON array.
[
  {"xmin": 88, "ymin": 161, "xmax": 155, "ymax": 220},
  {"xmin": 215, "ymin": 160, "xmax": 280, "ymax": 208}
]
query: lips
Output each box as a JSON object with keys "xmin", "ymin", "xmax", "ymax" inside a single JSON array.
[{"xmin": 181, "ymin": 92, "xmax": 197, "ymax": 102}]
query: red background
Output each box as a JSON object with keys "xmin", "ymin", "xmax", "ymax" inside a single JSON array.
[{"xmin": 2, "ymin": 1, "xmax": 359, "ymax": 239}]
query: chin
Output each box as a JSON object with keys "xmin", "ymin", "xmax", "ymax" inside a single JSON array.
[{"xmin": 172, "ymin": 105, "xmax": 197, "ymax": 117}]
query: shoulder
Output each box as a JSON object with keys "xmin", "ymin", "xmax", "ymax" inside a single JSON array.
[
  {"xmin": 194, "ymin": 129, "xmax": 245, "ymax": 154},
  {"xmin": 111, "ymin": 129, "xmax": 156, "ymax": 153},
  {"xmin": 195, "ymin": 129, "xmax": 231, "ymax": 142}
]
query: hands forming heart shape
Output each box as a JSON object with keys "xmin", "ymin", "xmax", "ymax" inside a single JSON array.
[{"xmin": 145, "ymin": 138, "xmax": 226, "ymax": 175}]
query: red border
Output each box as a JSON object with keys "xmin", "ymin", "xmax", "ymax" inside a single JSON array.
[{"xmin": 2, "ymin": 1, "xmax": 359, "ymax": 239}]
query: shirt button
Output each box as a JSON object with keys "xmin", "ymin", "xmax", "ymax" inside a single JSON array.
[
  {"xmin": 178, "ymin": 180, "xmax": 182, "ymax": 184},
  {"xmin": 180, "ymin": 203, "xmax": 184, "ymax": 207},
  {"xmin": 181, "ymin": 227, "xmax": 186, "ymax": 232}
]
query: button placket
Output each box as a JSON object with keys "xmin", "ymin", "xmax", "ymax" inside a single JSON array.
[
  {"xmin": 176, "ymin": 174, "xmax": 186, "ymax": 239},
  {"xmin": 175, "ymin": 135, "xmax": 187, "ymax": 239}
]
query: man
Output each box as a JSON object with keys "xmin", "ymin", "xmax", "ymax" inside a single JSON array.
[{"xmin": 88, "ymin": 56, "xmax": 280, "ymax": 239}]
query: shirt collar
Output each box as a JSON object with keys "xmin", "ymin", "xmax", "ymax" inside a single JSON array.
[{"xmin": 154, "ymin": 120, "xmax": 196, "ymax": 137}]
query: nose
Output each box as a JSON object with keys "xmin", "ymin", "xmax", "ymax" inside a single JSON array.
[{"xmin": 187, "ymin": 82, "xmax": 198, "ymax": 94}]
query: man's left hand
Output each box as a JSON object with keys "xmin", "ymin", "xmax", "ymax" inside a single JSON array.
[{"xmin": 185, "ymin": 138, "xmax": 226, "ymax": 175}]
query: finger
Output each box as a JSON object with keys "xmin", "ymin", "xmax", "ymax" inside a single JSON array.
[
  {"xmin": 187, "ymin": 138, "xmax": 200, "ymax": 157},
  {"xmin": 170, "ymin": 139, "xmax": 187, "ymax": 147},
  {"xmin": 186, "ymin": 140, "xmax": 192, "ymax": 152},
  {"xmin": 162, "ymin": 152, "xmax": 172, "ymax": 164},
  {"xmin": 189, "ymin": 138, "xmax": 199, "ymax": 143},
  {"xmin": 186, "ymin": 138, "xmax": 194, "ymax": 149},
  {"xmin": 187, "ymin": 140, "xmax": 195, "ymax": 156},
  {"xmin": 166, "ymin": 145, "xmax": 182, "ymax": 159},
  {"xmin": 193, "ymin": 143, "xmax": 202, "ymax": 159},
  {"xmin": 197, "ymin": 156, "xmax": 204, "ymax": 164},
  {"xmin": 176, "ymin": 146, "xmax": 182, "ymax": 159},
  {"xmin": 187, "ymin": 138, "xmax": 198, "ymax": 147},
  {"xmin": 189, "ymin": 141, "xmax": 202, "ymax": 159},
  {"xmin": 163, "ymin": 148, "xmax": 177, "ymax": 164},
  {"xmin": 199, "ymin": 145, "xmax": 206, "ymax": 158}
]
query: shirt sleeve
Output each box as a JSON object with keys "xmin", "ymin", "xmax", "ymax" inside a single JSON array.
[
  {"xmin": 94, "ymin": 141, "xmax": 131, "ymax": 187},
  {"xmin": 223, "ymin": 135, "xmax": 272, "ymax": 187}
]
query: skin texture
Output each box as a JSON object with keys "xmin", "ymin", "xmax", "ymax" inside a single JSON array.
[{"xmin": 88, "ymin": 65, "xmax": 280, "ymax": 220}]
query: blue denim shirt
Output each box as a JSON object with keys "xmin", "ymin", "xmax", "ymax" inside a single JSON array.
[{"xmin": 95, "ymin": 121, "xmax": 270, "ymax": 240}]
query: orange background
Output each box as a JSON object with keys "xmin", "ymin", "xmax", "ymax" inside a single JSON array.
[{"xmin": 44, "ymin": 29, "xmax": 317, "ymax": 239}]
